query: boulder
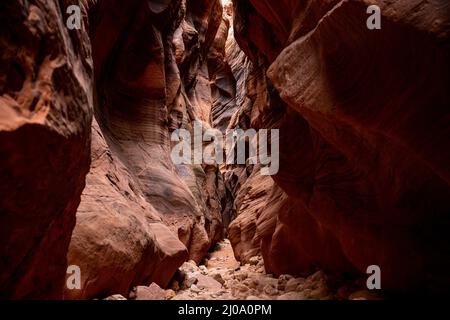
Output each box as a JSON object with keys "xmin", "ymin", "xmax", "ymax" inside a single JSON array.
[
  {"xmin": 196, "ymin": 274, "xmax": 223, "ymax": 291},
  {"xmin": 130, "ymin": 283, "xmax": 167, "ymax": 301},
  {"xmin": 104, "ymin": 294, "xmax": 127, "ymax": 301},
  {"xmin": 64, "ymin": 121, "xmax": 188, "ymax": 299}
]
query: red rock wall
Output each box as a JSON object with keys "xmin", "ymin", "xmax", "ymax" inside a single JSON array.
[
  {"xmin": 1, "ymin": 0, "xmax": 232, "ymax": 299},
  {"xmin": 231, "ymin": 0, "xmax": 450, "ymax": 295},
  {"xmin": 65, "ymin": 0, "xmax": 232, "ymax": 298},
  {"xmin": 0, "ymin": 0, "xmax": 93, "ymax": 298},
  {"xmin": 2, "ymin": 0, "xmax": 449, "ymax": 299}
]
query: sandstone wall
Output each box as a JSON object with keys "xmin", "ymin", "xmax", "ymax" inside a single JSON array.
[
  {"xmin": 1, "ymin": 0, "xmax": 449, "ymax": 299},
  {"xmin": 65, "ymin": 0, "xmax": 231, "ymax": 298},
  {"xmin": 230, "ymin": 0, "xmax": 450, "ymax": 295},
  {"xmin": 1, "ymin": 0, "xmax": 232, "ymax": 299},
  {"xmin": 0, "ymin": 0, "xmax": 93, "ymax": 298}
]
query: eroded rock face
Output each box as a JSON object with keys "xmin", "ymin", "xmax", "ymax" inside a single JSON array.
[
  {"xmin": 0, "ymin": 1, "xmax": 93, "ymax": 299},
  {"xmin": 228, "ymin": 164, "xmax": 273, "ymax": 263},
  {"xmin": 231, "ymin": 0, "xmax": 450, "ymax": 294},
  {"xmin": 3, "ymin": 0, "xmax": 448, "ymax": 300},
  {"xmin": 66, "ymin": 0, "xmax": 230, "ymax": 298},
  {"xmin": 64, "ymin": 120, "xmax": 188, "ymax": 299}
]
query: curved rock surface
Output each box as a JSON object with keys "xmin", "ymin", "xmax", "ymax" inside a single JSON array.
[
  {"xmin": 1, "ymin": 0, "xmax": 449, "ymax": 300},
  {"xmin": 64, "ymin": 120, "xmax": 188, "ymax": 299},
  {"xmin": 231, "ymin": 0, "xmax": 450, "ymax": 295},
  {"xmin": 66, "ymin": 0, "xmax": 231, "ymax": 298},
  {"xmin": 0, "ymin": 0, "xmax": 92, "ymax": 299},
  {"xmin": 1, "ymin": 0, "xmax": 232, "ymax": 299}
]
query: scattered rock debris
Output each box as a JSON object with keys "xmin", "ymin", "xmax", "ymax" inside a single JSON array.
[{"xmin": 104, "ymin": 240, "xmax": 382, "ymax": 301}]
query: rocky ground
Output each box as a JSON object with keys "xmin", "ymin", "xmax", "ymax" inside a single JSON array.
[{"xmin": 105, "ymin": 240, "xmax": 382, "ymax": 301}]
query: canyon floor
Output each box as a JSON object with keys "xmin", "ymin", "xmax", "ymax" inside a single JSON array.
[{"xmin": 107, "ymin": 240, "xmax": 382, "ymax": 301}]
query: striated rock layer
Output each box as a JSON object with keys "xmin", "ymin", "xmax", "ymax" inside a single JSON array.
[
  {"xmin": 65, "ymin": 0, "xmax": 230, "ymax": 298},
  {"xmin": 230, "ymin": 0, "xmax": 450, "ymax": 295},
  {"xmin": 1, "ymin": 0, "xmax": 233, "ymax": 299},
  {"xmin": 0, "ymin": 0, "xmax": 93, "ymax": 298},
  {"xmin": 64, "ymin": 120, "xmax": 188, "ymax": 299},
  {"xmin": 2, "ymin": 0, "xmax": 449, "ymax": 300}
]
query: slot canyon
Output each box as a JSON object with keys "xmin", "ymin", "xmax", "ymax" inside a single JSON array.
[{"xmin": 0, "ymin": 0, "xmax": 449, "ymax": 300}]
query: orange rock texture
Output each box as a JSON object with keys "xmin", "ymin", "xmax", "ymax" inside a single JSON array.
[
  {"xmin": 228, "ymin": 0, "xmax": 450, "ymax": 295},
  {"xmin": 1, "ymin": 0, "xmax": 449, "ymax": 299}
]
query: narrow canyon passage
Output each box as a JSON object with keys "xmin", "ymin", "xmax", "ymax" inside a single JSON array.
[{"xmin": 0, "ymin": 0, "xmax": 449, "ymax": 300}]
